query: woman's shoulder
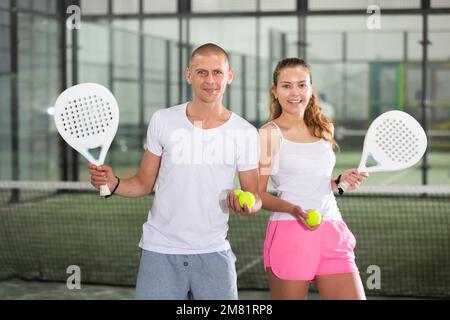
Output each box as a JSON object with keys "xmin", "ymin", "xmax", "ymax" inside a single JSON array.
[
  {"xmin": 259, "ymin": 121, "xmax": 283, "ymax": 139},
  {"xmin": 260, "ymin": 121, "xmax": 277, "ymax": 130},
  {"xmin": 259, "ymin": 121, "xmax": 283, "ymax": 154},
  {"xmin": 325, "ymin": 121, "xmax": 334, "ymax": 138},
  {"xmin": 260, "ymin": 119, "xmax": 285, "ymax": 132}
]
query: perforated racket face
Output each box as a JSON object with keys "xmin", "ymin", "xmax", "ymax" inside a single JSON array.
[
  {"xmin": 359, "ymin": 111, "xmax": 427, "ymax": 173},
  {"xmin": 54, "ymin": 83, "xmax": 119, "ymax": 166}
]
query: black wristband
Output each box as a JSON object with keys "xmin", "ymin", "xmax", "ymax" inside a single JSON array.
[
  {"xmin": 335, "ymin": 174, "xmax": 344, "ymax": 195},
  {"xmin": 105, "ymin": 176, "xmax": 120, "ymax": 198}
]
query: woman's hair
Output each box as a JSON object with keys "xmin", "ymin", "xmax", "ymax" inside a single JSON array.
[{"xmin": 268, "ymin": 57, "xmax": 338, "ymax": 149}]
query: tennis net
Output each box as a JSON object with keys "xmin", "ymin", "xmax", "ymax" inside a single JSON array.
[{"xmin": 0, "ymin": 181, "xmax": 449, "ymax": 298}]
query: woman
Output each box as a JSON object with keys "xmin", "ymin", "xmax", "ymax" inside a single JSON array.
[{"xmin": 259, "ymin": 58, "xmax": 368, "ymax": 300}]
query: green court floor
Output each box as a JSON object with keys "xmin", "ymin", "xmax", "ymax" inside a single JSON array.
[{"xmin": 1, "ymin": 279, "xmax": 431, "ymax": 300}]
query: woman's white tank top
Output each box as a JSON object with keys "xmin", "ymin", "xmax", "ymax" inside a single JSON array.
[{"xmin": 269, "ymin": 121, "xmax": 342, "ymax": 221}]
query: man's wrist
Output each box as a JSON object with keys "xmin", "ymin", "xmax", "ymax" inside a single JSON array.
[{"xmin": 105, "ymin": 176, "xmax": 120, "ymax": 198}]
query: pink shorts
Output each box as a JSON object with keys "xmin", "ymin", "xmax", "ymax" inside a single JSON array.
[{"xmin": 264, "ymin": 219, "xmax": 358, "ymax": 281}]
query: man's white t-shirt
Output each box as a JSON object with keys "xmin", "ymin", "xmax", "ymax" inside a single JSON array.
[{"xmin": 139, "ymin": 103, "xmax": 259, "ymax": 254}]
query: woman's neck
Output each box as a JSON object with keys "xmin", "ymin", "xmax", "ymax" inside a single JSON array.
[{"xmin": 278, "ymin": 111, "xmax": 307, "ymax": 129}]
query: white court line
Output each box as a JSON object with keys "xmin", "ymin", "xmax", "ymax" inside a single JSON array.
[{"xmin": 237, "ymin": 255, "xmax": 264, "ymax": 277}]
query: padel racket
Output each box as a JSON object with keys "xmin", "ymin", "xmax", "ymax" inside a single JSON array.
[
  {"xmin": 338, "ymin": 110, "xmax": 427, "ymax": 190},
  {"xmin": 54, "ymin": 83, "xmax": 119, "ymax": 196}
]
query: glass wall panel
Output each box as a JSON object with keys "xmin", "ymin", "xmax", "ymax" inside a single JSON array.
[
  {"xmin": 143, "ymin": 0, "xmax": 177, "ymax": 13},
  {"xmin": 427, "ymin": 14, "xmax": 450, "ymax": 185},
  {"xmin": 192, "ymin": 0, "xmax": 256, "ymax": 12},
  {"xmin": 309, "ymin": 0, "xmax": 420, "ymax": 10},
  {"xmin": 16, "ymin": 12, "xmax": 60, "ymax": 180},
  {"xmin": 17, "ymin": 0, "xmax": 57, "ymax": 13},
  {"xmin": 431, "ymin": 0, "xmax": 450, "ymax": 8},
  {"xmin": 113, "ymin": 0, "xmax": 139, "ymax": 14},
  {"xmin": 1, "ymin": 1, "xmax": 448, "ymax": 186},
  {"xmin": 0, "ymin": 6, "xmax": 12, "ymax": 180},
  {"xmin": 260, "ymin": 0, "xmax": 295, "ymax": 11},
  {"xmin": 0, "ymin": 76, "xmax": 11, "ymax": 180},
  {"xmin": 81, "ymin": 0, "xmax": 109, "ymax": 15}
]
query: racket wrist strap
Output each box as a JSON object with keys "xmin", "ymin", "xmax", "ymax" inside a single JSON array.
[
  {"xmin": 335, "ymin": 174, "xmax": 344, "ymax": 195},
  {"xmin": 105, "ymin": 176, "xmax": 120, "ymax": 198}
]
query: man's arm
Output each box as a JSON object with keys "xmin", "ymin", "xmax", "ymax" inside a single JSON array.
[
  {"xmin": 115, "ymin": 150, "xmax": 161, "ymax": 197},
  {"xmin": 89, "ymin": 149, "xmax": 161, "ymax": 198},
  {"xmin": 227, "ymin": 168, "xmax": 262, "ymax": 215}
]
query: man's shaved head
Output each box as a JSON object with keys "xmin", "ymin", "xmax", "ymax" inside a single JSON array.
[{"xmin": 189, "ymin": 43, "xmax": 230, "ymax": 67}]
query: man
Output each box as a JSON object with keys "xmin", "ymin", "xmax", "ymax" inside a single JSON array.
[{"xmin": 88, "ymin": 43, "xmax": 261, "ymax": 299}]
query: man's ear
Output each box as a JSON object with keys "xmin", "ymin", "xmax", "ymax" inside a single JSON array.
[
  {"xmin": 185, "ymin": 66, "xmax": 192, "ymax": 84},
  {"xmin": 227, "ymin": 68, "xmax": 234, "ymax": 85}
]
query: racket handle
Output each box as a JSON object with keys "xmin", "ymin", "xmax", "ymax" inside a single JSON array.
[{"xmin": 100, "ymin": 184, "xmax": 111, "ymax": 197}]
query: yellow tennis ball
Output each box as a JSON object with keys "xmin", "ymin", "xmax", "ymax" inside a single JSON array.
[
  {"xmin": 233, "ymin": 189, "xmax": 243, "ymax": 197},
  {"xmin": 238, "ymin": 192, "xmax": 256, "ymax": 208},
  {"xmin": 306, "ymin": 210, "xmax": 322, "ymax": 227}
]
